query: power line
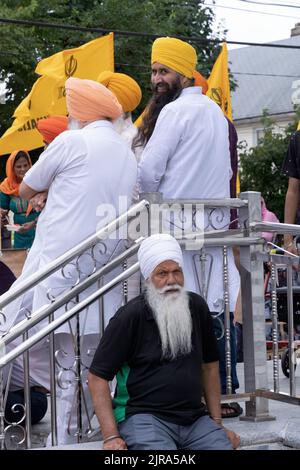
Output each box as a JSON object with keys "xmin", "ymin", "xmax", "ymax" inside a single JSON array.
[
  {"xmin": 238, "ymin": 0, "xmax": 300, "ymax": 8},
  {"xmin": 205, "ymin": 1, "xmax": 300, "ymax": 18},
  {"xmin": 114, "ymin": 64, "xmax": 300, "ymax": 78},
  {"xmin": 1, "ymin": 17, "xmax": 300, "ymax": 49},
  {"xmin": 232, "ymin": 71, "xmax": 300, "ymax": 77}
]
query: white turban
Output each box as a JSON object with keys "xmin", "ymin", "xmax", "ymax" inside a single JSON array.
[{"xmin": 138, "ymin": 234, "xmax": 183, "ymax": 280}]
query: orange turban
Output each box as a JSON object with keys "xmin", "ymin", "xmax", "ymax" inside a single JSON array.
[
  {"xmin": 65, "ymin": 77, "xmax": 122, "ymax": 122},
  {"xmin": 97, "ymin": 71, "xmax": 142, "ymax": 113},
  {"xmin": 151, "ymin": 37, "xmax": 197, "ymax": 78},
  {"xmin": 37, "ymin": 115, "xmax": 68, "ymax": 144},
  {"xmin": 0, "ymin": 150, "xmax": 31, "ymax": 196},
  {"xmin": 193, "ymin": 70, "xmax": 208, "ymax": 95}
]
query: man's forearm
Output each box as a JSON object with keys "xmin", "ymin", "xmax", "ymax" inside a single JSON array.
[
  {"xmin": 19, "ymin": 181, "xmax": 39, "ymax": 200},
  {"xmin": 284, "ymin": 190, "xmax": 299, "ymax": 226},
  {"xmin": 284, "ymin": 180, "xmax": 300, "ymax": 249},
  {"xmin": 88, "ymin": 373, "xmax": 119, "ymax": 439},
  {"xmin": 202, "ymin": 361, "xmax": 222, "ymax": 421}
]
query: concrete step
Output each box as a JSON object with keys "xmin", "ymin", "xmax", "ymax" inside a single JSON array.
[
  {"xmin": 34, "ymin": 441, "xmax": 103, "ymax": 450},
  {"xmin": 241, "ymin": 443, "xmax": 296, "ymax": 450}
]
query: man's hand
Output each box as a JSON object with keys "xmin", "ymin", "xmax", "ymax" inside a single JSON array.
[
  {"xmin": 18, "ymin": 220, "xmax": 37, "ymax": 233},
  {"xmin": 29, "ymin": 191, "xmax": 48, "ymax": 211},
  {"xmin": 103, "ymin": 436, "xmax": 127, "ymax": 450},
  {"xmin": 224, "ymin": 427, "xmax": 240, "ymax": 449}
]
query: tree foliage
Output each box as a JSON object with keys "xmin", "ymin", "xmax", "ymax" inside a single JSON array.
[
  {"xmin": 0, "ymin": 0, "xmax": 225, "ymax": 135},
  {"xmin": 239, "ymin": 109, "xmax": 300, "ymax": 222}
]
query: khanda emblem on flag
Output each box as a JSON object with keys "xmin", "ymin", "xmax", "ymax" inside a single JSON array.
[
  {"xmin": 65, "ymin": 55, "xmax": 78, "ymax": 78},
  {"xmin": 209, "ymin": 87, "xmax": 229, "ymax": 115}
]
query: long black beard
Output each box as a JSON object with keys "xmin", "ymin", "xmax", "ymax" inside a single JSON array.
[{"xmin": 132, "ymin": 78, "xmax": 183, "ymax": 150}]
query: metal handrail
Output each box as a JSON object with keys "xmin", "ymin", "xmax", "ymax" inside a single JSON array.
[
  {"xmin": 162, "ymin": 197, "xmax": 248, "ymax": 208},
  {"xmin": 0, "ymin": 240, "xmax": 142, "ymax": 347},
  {"xmin": 0, "ymin": 199, "xmax": 149, "ymax": 309},
  {"xmin": 0, "ymin": 263, "xmax": 140, "ymax": 368},
  {"xmin": 251, "ymin": 221, "xmax": 300, "ymax": 235}
]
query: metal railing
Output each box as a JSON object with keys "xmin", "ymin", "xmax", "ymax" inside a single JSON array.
[{"xmin": 1, "ymin": 191, "xmax": 300, "ymax": 449}]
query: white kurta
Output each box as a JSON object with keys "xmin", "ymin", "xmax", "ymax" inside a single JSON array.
[
  {"xmin": 2, "ymin": 120, "xmax": 138, "ymax": 443},
  {"xmin": 4, "ymin": 120, "xmax": 137, "ymax": 334},
  {"xmin": 138, "ymin": 87, "xmax": 240, "ymax": 311}
]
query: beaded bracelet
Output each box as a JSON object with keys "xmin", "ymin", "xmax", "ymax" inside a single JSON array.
[
  {"xmin": 103, "ymin": 434, "xmax": 121, "ymax": 444},
  {"xmin": 211, "ymin": 416, "xmax": 223, "ymax": 425}
]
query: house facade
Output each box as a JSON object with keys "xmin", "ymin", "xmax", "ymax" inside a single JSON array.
[{"xmin": 229, "ymin": 25, "xmax": 300, "ymax": 150}]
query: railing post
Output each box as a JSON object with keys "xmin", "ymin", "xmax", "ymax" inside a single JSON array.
[
  {"xmin": 49, "ymin": 313, "xmax": 58, "ymax": 446},
  {"xmin": 239, "ymin": 191, "xmax": 274, "ymax": 421},
  {"xmin": 0, "ymin": 358, "xmax": 5, "ymax": 450},
  {"xmin": 23, "ymin": 331, "xmax": 32, "ymax": 448},
  {"xmin": 140, "ymin": 192, "xmax": 163, "ymax": 237},
  {"xmin": 222, "ymin": 246, "xmax": 232, "ymax": 395}
]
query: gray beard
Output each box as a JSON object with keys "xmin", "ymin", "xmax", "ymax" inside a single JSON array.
[{"xmin": 145, "ymin": 282, "xmax": 193, "ymax": 360}]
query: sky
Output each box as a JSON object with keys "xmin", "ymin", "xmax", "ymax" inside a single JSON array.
[{"xmin": 204, "ymin": 0, "xmax": 300, "ymax": 49}]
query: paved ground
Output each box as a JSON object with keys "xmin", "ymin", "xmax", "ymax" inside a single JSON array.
[
  {"xmin": 6, "ymin": 358, "xmax": 300, "ymax": 450},
  {"xmin": 222, "ymin": 359, "xmax": 300, "ymax": 450}
]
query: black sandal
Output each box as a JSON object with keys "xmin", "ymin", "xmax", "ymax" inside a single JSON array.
[{"xmin": 221, "ymin": 402, "xmax": 243, "ymax": 418}]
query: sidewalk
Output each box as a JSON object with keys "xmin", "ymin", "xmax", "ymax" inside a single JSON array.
[
  {"xmin": 223, "ymin": 361, "xmax": 300, "ymax": 450},
  {"xmin": 11, "ymin": 359, "xmax": 300, "ymax": 450}
]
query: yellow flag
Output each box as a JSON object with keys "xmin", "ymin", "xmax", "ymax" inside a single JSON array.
[
  {"xmin": 134, "ymin": 109, "xmax": 146, "ymax": 128},
  {"xmin": 297, "ymin": 121, "xmax": 300, "ymax": 130},
  {"xmin": 35, "ymin": 34, "xmax": 114, "ymax": 80},
  {"xmin": 35, "ymin": 33, "xmax": 114, "ymax": 118},
  {"xmin": 0, "ymin": 116, "xmax": 44, "ymax": 155},
  {"xmin": 13, "ymin": 75, "xmax": 64, "ymax": 119},
  {"xmin": 0, "ymin": 34, "xmax": 114, "ymax": 155},
  {"xmin": 207, "ymin": 43, "xmax": 232, "ymax": 121},
  {"xmin": 0, "ymin": 75, "xmax": 65, "ymax": 154}
]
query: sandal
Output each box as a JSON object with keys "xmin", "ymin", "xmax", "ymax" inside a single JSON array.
[{"xmin": 221, "ymin": 402, "xmax": 243, "ymax": 418}]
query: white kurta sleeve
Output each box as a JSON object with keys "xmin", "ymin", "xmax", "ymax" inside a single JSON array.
[
  {"xmin": 24, "ymin": 136, "xmax": 67, "ymax": 192},
  {"xmin": 137, "ymin": 106, "xmax": 183, "ymax": 193}
]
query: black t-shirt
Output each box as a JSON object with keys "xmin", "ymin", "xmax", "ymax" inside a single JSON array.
[
  {"xmin": 89, "ymin": 291, "xmax": 219, "ymax": 426},
  {"xmin": 282, "ymin": 131, "xmax": 300, "ymax": 223},
  {"xmin": 282, "ymin": 131, "xmax": 300, "ymax": 179}
]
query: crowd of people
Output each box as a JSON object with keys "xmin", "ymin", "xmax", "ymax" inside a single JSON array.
[{"xmin": 0, "ymin": 35, "xmax": 299, "ymax": 451}]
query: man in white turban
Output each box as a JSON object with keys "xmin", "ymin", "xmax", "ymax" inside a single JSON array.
[
  {"xmin": 136, "ymin": 37, "xmax": 241, "ymax": 418},
  {"xmin": 3, "ymin": 77, "xmax": 137, "ymax": 445},
  {"xmin": 88, "ymin": 234, "xmax": 240, "ymax": 451}
]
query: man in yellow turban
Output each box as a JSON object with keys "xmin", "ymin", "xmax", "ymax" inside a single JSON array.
[
  {"xmin": 4, "ymin": 77, "xmax": 137, "ymax": 445},
  {"xmin": 136, "ymin": 37, "xmax": 241, "ymax": 418},
  {"xmin": 98, "ymin": 71, "xmax": 142, "ymax": 150},
  {"xmin": 133, "ymin": 37, "xmax": 197, "ymax": 149},
  {"xmin": 97, "ymin": 71, "xmax": 141, "ymax": 114}
]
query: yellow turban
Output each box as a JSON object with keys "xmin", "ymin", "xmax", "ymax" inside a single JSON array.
[
  {"xmin": 97, "ymin": 71, "xmax": 142, "ymax": 113},
  {"xmin": 151, "ymin": 37, "xmax": 197, "ymax": 79},
  {"xmin": 65, "ymin": 77, "xmax": 122, "ymax": 122}
]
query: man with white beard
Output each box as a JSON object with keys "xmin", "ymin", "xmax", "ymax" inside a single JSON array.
[
  {"xmin": 88, "ymin": 234, "xmax": 240, "ymax": 451},
  {"xmin": 97, "ymin": 71, "xmax": 141, "ymax": 152}
]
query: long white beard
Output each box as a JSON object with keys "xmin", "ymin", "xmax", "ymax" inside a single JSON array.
[
  {"xmin": 113, "ymin": 114, "xmax": 138, "ymax": 149},
  {"xmin": 146, "ymin": 282, "xmax": 193, "ymax": 360}
]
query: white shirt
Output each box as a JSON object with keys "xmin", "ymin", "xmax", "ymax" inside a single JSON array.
[
  {"xmin": 137, "ymin": 87, "xmax": 239, "ymax": 311},
  {"xmin": 138, "ymin": 87, "xmax": 232, "ymax": 200},
  {"xmin": 5, "ymin": 120, "xmax": 137, "ymax": 333}
]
